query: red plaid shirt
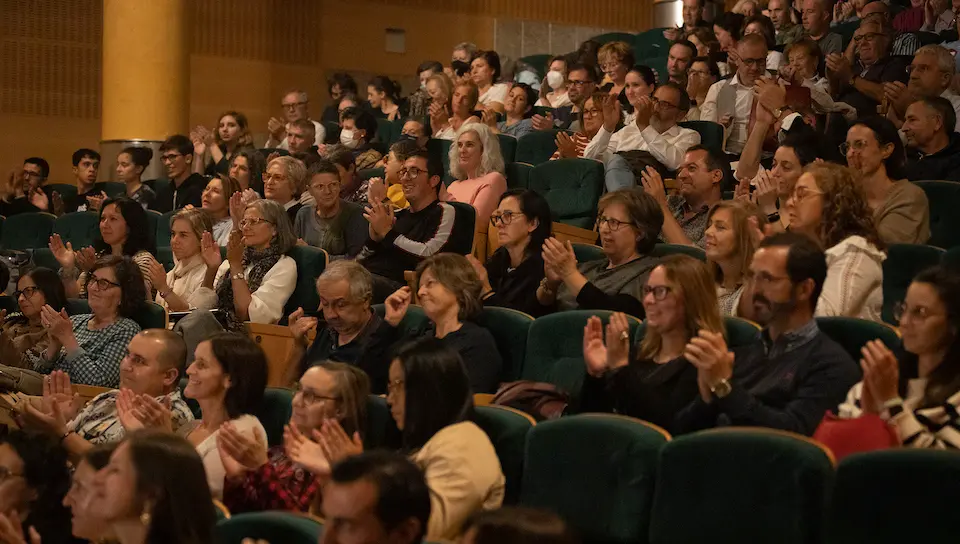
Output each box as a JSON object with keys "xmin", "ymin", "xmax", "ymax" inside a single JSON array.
[{"xmin": 222, "ymin": 446, "xmax": 321, "ymax": 514}]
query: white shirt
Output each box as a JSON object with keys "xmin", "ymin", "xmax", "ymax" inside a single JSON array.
[
  {"xmin": 268, "ymin": 119, "xmax": 326, "ymax": 150},
  {"xmin": 941, "ymin": 89, "xmax": 960, "ymax": 132},
  {"xmin": 199, "ymin": 255, "xmax": 298, "ymax": 324},
  {"xmin": 767, "ymin": 51, "xmax": 784, "ymax": 71},
  {"xmin": 180, "ymin": 414, "xmax": 266, "ymax": 499},
  {"xmin": 535, "ymin": 92, "xmax": 573, "ymax": 108},
  {"xmin": 478, "ymin": 83, "xmax": 510, "ymax": 107},
  {"xmin": 583, "ymin": 122, "xmax": 701, "ymax": 170},
  {"xmin": 212, "ymin": 217, "xmax": 233, "ymax": 246},
  {"xmin": 155, "ymin": 254, "xmax": 218, "ymax": 311},
  {"xmin": 701, "ymin": 72, "xmax": 771, "ymax": 154},
  {"xmin": 815, "ymin": 235, "xmax": 885, "ymax": 323}
]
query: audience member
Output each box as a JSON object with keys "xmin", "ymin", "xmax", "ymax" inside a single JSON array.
[
  {"xmin": 786, "ymin": 162, "xmax": 886, "ymax": 321},
  {"xmin": 780, "ymin": 38, "xmax": 828, "ymax": 96},
  {"xmin": 664, "ymin": 0, "xmax": 709, "ymax": 41},
  {"xmin": 63, "ymin": 444, "xmax": 115, "ymax": 542},
  {"xmin": 549, "ymin": 92, "xmax": 606, "ymax": 160},
  {"xmin": 581, "ymin": 256, "xmax": 725, "ymax": 432},
  {"xmin": 180, "ymin": 332, "xmax": 268, "ymax": 499},
  {"xmin": 294, "ymin": 159, "xmax": 366, "ymax": 258},
  {"xmin": 326, "ymin": 144, "xmax": 367, "ymax": 204},
  {"xmin": 827, "ymin": 18, "xmax": 910, "ymax": 117},
  {"xmin": 687, "ymin": 26, "xmax": 721, "ymax": 59},
  {"xmin": 667, "ymin": 40, "xmax": 697, "ymax": 85},
  {"xmin": 892, "ymin": 0, "xmax": 924, "ymax": 32},
  {"xmin": 534, "ymin": 62, "xmax": 600, "ymax": 132},
  {"xmin": 801, "ymin": 0, "xmax": 843, "ymax": 55},
  {"xmin": 473, "ymin": 189, "xmax": 551, "ymax": 317},
  {"xmin": 115, "ymin": 147, "xmax": 156, "ymax": 209},
  {"xmin": 228, "ymin": 148, "xmax": 266, "ymax": 195},
  {"xmin": 646, "ymin": 145, "xmax": 727, "ymax": 248},
  {"xmin": 460, "ymin": 507, "xmax": 578, "ymax": 544},
  {"xmin": 397, "ymin": 118, "xmax": 430, "ymax": 149},
  {"xmin": 33, "ymin": 255, "xmax": 143, "ymax": 387},
  {"xmin": 339, "ymin": 107, "xmax": 382, "ymax": 170},
  {"xmin": 368, "ymin": 76, "xmax": 407, "ymax": 121},
  {"xmin": 322, "ymin": 73, "xmax": 359, "ymax": 125},
  {"xmin": 770, "ymin": 0, "xmax": 805, "ymax": 46},
  {"xmin": 21, "ymin": 157, "xmax": 48, "ymax": 187},
  {"xmin": 487, "ymin": 83, "xmax": 536, "ymax": 139},
  {"xmin": 705, "ymin": 201, "xmax": 766, "ymax": 316},
  {"xmin": 367, "ymin": 254, "xmax": 503, "ymax": 393},
  {"xmin": 903, "ymin": 96, "xmax": 960, "ymax": 182},
  {"xmin": 436, "ymin": 80, "xmax": 482, "ymax": 141},
  {"xmin": 263, "ymin": 155, "xmax": 306, "ymax": 223},
  {"xmin": 266, "ymin": 90, "xmax": 326, "ymax": 150},
  {"xmin": 713, "ymin": 12, "xmax": 745, "ymax": 75},
  {"xmin": 0, "ymin": 169, "xmax": 49, "ymax": 217},
  {"xmin": 744, "ymin": 15, "xmax": 785, "ymax": 70},
  {"xmin": 472, "ymin": 50, "xmax": 510, "ymax": 112},
  {"xmin": 319, "ymin": 451, "xmax": 431, "ymax": 544},
  {"xmin": 598, "ymin": 41, "xmax": 635, "ymax": 98},
  {"xmin": 408, "ymin": 61, "xmax": 444, "ymax": 119},
  {"xmin": 0, "ymin": 268, "xmax": 66, "ymax": 370},
  {"xmin": 203, "ymin": 176, "xmax": 242, "ymax": 246},
  {"xmin": 223, "ymin": 361, "xmax": 369, "ymax": 513},
  {"xmin": 844, "ymin": 116, "xmax": 930, "ymax": 244},
  {"xmin": 860, "ymin": 0, "xmax": 920, "ymax": 56},
  {"xmin": 0, "ymin": 431, "xmax": 73, "ymax": 544},
  {"xmin": 60, "ymin": 148, "xmax": 101, "ymax": 214},
  {"xmin": 153, "ymin": 135, "xmax": 207, "ymax": 213},
  {"xmin": 93, "ymin": 430, "xmax": 218, "ymax": 544},
  {"xmin": 444, "ymin": 122, "xmax": 508, "ymax": 225},
  {"xmin": 538, "ymin": 189, "xmax": 663, "ymax": 317},
  {"xmin": 887, "ymin": 44, "xmax": 960, "ymax": 131},
  {"xmin": 150, "ymin": 208, "xmax": 218, "ymax": 312},
  {"xmin": 536, "ymin": 55, "xmax": 573, "ymax": 108},
  {"xmin": 381, "ymin": 139, "xmax": 421, "ymax": 209},
  {"xmin": 675, "ymin": 232, "xmax": 860, "ymax": 435},
  {"xmin": 193, "ymin": 111, "xmax": 255, "ymax": 177},
  {"xmin": 702, "ymin": 33, "xmax": 771, "ymax": 154},
  {"xmin": 286, "ymin": 119, "xmax": 319, "ymax": 156},
  {"xmin": 200, "ymin": 199, "xmax": 297, "ymax": 328},
  {"xmin": 684, "ymin": 57, "xmax": 720, "ymax": 121},
  {"xmin": 839, "ymin": 266, "xmax": 960, "ymax": 448}
]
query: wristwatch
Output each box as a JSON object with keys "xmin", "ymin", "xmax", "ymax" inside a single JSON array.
[
  {"xmin": 231, "ymin": 271, "xmax": 246, "ymax": 281},
  {"xmin": 772, "ymin": 107, "xmax": 784, "ymax": 119},
  {"xmin": 711, "ymin": 379, "xmax": 733, "ymax": 399}
]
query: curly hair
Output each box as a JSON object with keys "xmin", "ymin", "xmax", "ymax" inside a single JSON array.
[
  {"xmin": 88, "ymin": 255, "xmax": 147, "ymax": 318},
  {"xmin": 94, "ymin": 197, "xmax": 157, "ymax": 257},
  {"xmin": 230, "ymin": 149, "xmax": 266, "ymax": 194},
  {"xmin": 803, "ymin": 162, "xmax": 885, "ymax": 251},
  {"xmin": 1, "ymin": 430, "xmax": 73, "ymax": 544},
  {"xmin": 448, "ymin": 122, "xmax": 505, "ymax": 180}
]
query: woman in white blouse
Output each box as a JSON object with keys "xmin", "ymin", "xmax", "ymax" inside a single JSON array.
[
  {"xmin": 785, "ymin": 162, "xmax": 886, "ymax": 322},
  {"xmin": 180, "ymin": 331, "xmax": 267, "ymax": 499},
  {"xmin": 198, "ymin": 198, "xmax": 297, "ymax": 329},
  {"xmin": 471, "ymin": 50, "xmax": 510, "ymax": 113},
  {"xmin": 146, "ymin": 208, "xmax": 218, "ymax": 313}
]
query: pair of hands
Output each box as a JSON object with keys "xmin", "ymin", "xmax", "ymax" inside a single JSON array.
[
  {"xmin": 733, "ymin": 169, "xmax": 779, "ymax": 216},
  {"xmin": 363, "ymin": 200, "xmax": 395, "ymax": 242},
  {"xmin": 532, "ymin": 111, "xmax": 556, "ymax": 132},
  {"xmin": 429, "ymin": 101, "xmax": 451, "ymax": 132},
  {"xmin": 367, "ymin": 177, "xmax": 388, "ymax": 206},
  {"xmin": 288, "ymin": 307, "xmax": 319, "ymax": 344},
  {"xmin": 825, "ymin": 53, "xmax": 854, "ymax": 85},
  {"xmin": 14, "ymin": 371, "xmax": 79, "ymax": 437},
  {"xmin": 858, "ymin": 339, "xmax": 900, "ymax": 413},
  {"xmin": 684, "ymin": 330, "xmax": 735, "ymax": 403},
  {"xmin": 541, "ymin": 237, "xmax": 578, "ymax": 284},
  {"xmin": 116, "ymin": 388, "xmax": 174, "ymax": 432},
  {"xmin": 267, "ymin": 117, "xmax": 287, "ymax": 142},
  {"xmin": 217, "ymin": 422, "xmax": 271, "ymax": 480},
  {"xmin": 283, "ymin": 420, "xmax": 364, "ymax": 477},
  {"xmin": 49, "ymin": 234, "xmax": 96, "ymax": 272},
  {"xmin": 0, "ymin": 511, "xmax": 40, "ymax": 544},
  {"xmin": 39, "ymin": 305, "xmax": 73, "ymax": 343},
  {"xmin": 554, "ymin": 132, "xmax": 578, "ymax": 158},
  {"xmin": 191, "ymin": 126, "xmax": 216, "ymax": 155},
  {"xmin": 582, "ymin": 313, "xmax": 632, "ymax": 377}
]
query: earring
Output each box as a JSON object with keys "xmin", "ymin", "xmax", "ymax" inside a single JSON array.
[{"xmin": 139, "ymin": 508, "xmax": 151, "ymax": 526}]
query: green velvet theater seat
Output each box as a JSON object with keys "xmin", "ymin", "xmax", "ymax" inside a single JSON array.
[
  {"xmin": 216, "ymin": 511, "xmax": 323, "ymax": 544},
  {"xmin": 53, "ymin": 211, "xmax": 100, "ymax": 249},
  {"xmin": 1, "ymin": 213, "xmax": 55, "ymax": 251},
  {"xmin": 516, "ymin": 130, "xmax": 560, "ymax": 165},
  {"xmin": 816, "ymin": 316, "xmax": 901, "ymax": 363},
  {"xmin": 474, "ymin": 405, "xmax": 535, "ymax": 504},
  {"xmin": 881, "ymin": 243, "xmax": 944, "ymax": 324},
  {"xmin": 255, "ymin": 387, "xmax": 293, "ymax": 447},
  {"xmin": 476, "ymin": 306, "xmax": 533, "ymax": 383},
  {"xmin": 527, "ymin": 158, "xmax": 604, "ymax": 230}
]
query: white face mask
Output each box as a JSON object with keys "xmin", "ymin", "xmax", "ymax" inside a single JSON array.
[
  {"xmin": 340, "ymin": 129, "xmax": 359, "ymax": 149},
  {"xmin": 547, "ymin": 70, "xmax": 565, "ymax": 90}
]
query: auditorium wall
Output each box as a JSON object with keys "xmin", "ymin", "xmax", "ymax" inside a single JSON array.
[{"xmin": 1, "ymin": 0, "xmax": 651, "ymax": 182}]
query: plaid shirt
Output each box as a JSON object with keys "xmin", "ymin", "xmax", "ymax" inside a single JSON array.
[
  {"xmin": 222, "ymin": 446, "xmax": 321, "ymax": 514},
  {"xmin": 34, "ymin": 315, "xmax": 140, "ymax": 387},
  {"xmin": 69, "ymin": 389, "xmax": 194, "ymax": 445},
  {"xmin": 666, "ymin": 195, "xmax": 710, "ymax": 248}
]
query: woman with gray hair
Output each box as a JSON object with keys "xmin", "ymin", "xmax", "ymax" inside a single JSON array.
[
  {"xmin": 198, "ymin": 199, "xmax": 298, "ymax": 328},
  {"xmin": 444, "ymin": 122, "xmax": 507, "ymax": 224},
  {"xmin": 263, "ymin": 155, "xmax": 307, "ymax": 223}
]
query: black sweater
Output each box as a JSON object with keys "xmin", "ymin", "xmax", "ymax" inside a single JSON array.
[
  {"xmin": 150, "ymin": 173, "xmax": 207, "ymax": 214},
  {"xmin": 483, "ymin": 247, "xmax": 548, "ymax": 317},
  {"xmin": 905, "ymin": 135, "xmax": 960, "ymax": 182}
]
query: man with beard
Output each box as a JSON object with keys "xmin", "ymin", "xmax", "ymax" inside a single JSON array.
[
  {"xmin": 531, "ymin": 62, "xmax": 599, "ymax": 132},
  {"xmin": 674, "ymin": 232, "xmax": 860, "ymax": 436}
]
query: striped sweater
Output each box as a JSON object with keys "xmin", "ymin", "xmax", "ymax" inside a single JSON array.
[{"xmin": 839, "ymin": 379, "xmax": 960, "ymax": 449}]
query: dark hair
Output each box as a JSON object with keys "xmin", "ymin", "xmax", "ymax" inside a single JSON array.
[
  {"xmin": 779, "ymin": 133, "xmax": 821, "ymax": 167},
  {"xmin": 577, "ymin": 39, "xmax": 603, "ymax": 65},
  {"xmin": 232, "ymin": 148, "xmax": 267, "ymax": 194},
  {"xmin": 463, "ymin": 507, "xmax": 578, "ymax": 544},
  {"xmin": 392, "ymin": 337, "xmax": 473, "ymax": 451},
  {"xmin": 203, "ymin": 331, "xmax": 267, "ymax": 419},
  {"xmin": 690, "ymin": 56, "xmax": 722, "ymax": 79},
  {"xmin": 672, "ymin": 39, "xmax": 698, "ymax": 59},
  {"xmin": 120, "ymin": 146, "xmax": 154, "ymax": 174},
  {"xmin": 744, "ymin": 15, "xmax": 777, "ymax": 49},
  {"xmin": 159, "ymin": 135, "xmax": 194, "ymax": 157},
  {"xmin": 88, "ymin": 255, "xmax": 146, "ymax": 318},
  {"xmin": 715, "ymin": 12, "xmax": 745, "ymax": 41},
  {"xmin": 401, "ymin": 117, "xmax": 428, "ymax": 137},
  {"xmin": 390, "ymin": 139, "xmax": 423, "ymax": 163},
  {"xmin": 916, "ymin": 96, "xmax": 957, "ymax": 139},
  {"xmin": 325, "ymin": 144, "xmax": 357, "ymax": 172},
  {"xmin": 411, "ymin": 146, "xmax": 444, "ymax": 183},
  {"xmin": 82, "ymin": 442, "xmax": 117, "ymax": 470},
  {"xmin": 94, "ymin": 197, "xmax": 157, "ymax": 256},
  {"xmin": 851, "ymin": 115, "xmax": 906, "ymax": 180},
  {"xmin": 328, "ymin": 72, "xmax": 358, "ymax": 97},
  {"xmin": 567, "ymin": 62, "xmax": 601, "ymax": 83},
  {"xmin": 598, "ymin": 189, "xmax": 664, "ymax": 254},
  {"xmin": 124, "ymin": 430, "xmax": 217, "ymax": 544},
  {"xmin": 659, "ymin": 81, "xmax": 692, "ymax": 111},
  {"xmin": 629, "ymin": 65, "xmax": 657, "ymax": 88},
  {"xmin": 8, "ymin": 267, "xmax": 66, "ymax": 325},
  {"xmin": 512, "ymin": 83, "xmax": 538, "ymax": 115},
  {"xmin": 474, "ymin": 50, "xmax": 503, "ymax": 82},
  {"xmin": 687, "ymin": 144, "xmax": 733, "ymax": 192},
  {"xmin": 498, "ymin": 189, "xmax": 552, "ymax": 259},
  {"xmin": 759, "ymin": 231, "xmax": 828, "ymax": 306},
  {"xmin": 329, "ymin": 451, "xmax": 431, "ymax": 541},
  {"xmin": 417, "ymin": 60, "xmax": 444, "ymax": 75},
  {"xmin": 0, "ymin": 261, "xmax": 8, "ymax": 295},
  {"xmin": 369, "ymin": 75, "xmax": 402, "ymax": 103},
  {"xmin": 23, "ymin": 157, "xmax": 49, "ymax": 180},
  {"xmin": 307, "ymin": 158, "xmax": 341, "ymax": 181},
  {"xmin": 1, "ymin": 431, "xmax": 72, "ymax": 544},
  {"xmin": 340, "ymin": 107, "xmax": 378, "ymax": 143},
  {"xmin": 72, "ymin": 148, "xmax": 100, "ymax": 166},
  {"xmin": 908, "ymin": 266, "xmax": 960, "ymax": 408}
]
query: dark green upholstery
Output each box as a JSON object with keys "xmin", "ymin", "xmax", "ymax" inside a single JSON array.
[
  {"xmin": 915, "ymin": 180, "xmax": 960, "ymax": 248},
  {"xmin": 0, "ymin": 296, "xmax": 17, "ymax": 314},
  {"xmin": 650, "ymin": 243, "xmax": 706, "ymax": 261},
  {"xmin": 364, "ymin": 394, "xmax": 401, "ymax": 450},
  {"xmin": 427, "ymin": 137, "xmax": 455, "ymax": 183},
  {"xmin": 322, "ymin": 121, "xmax": 340, "ymax": 144},
  {"xmin": 145, "ymin": 210, "xmax": 162, "ymax": 245},
  {"xmin": 372, "ymin": 304, "xmax": 430, "ymax": 338},
  {"xmin": 376, "ymin": 118, "xmax": 395, "ymax": 146},
  {"xmin": 521, "ymin": 414, "xmax": 668, "ymax": 544},
  {"xmin": 282, "ymin": 246, "xmax": 328, "ymax": 320},
  {"xmin": 633, "ymin": 28, "xmax": 671, "ymax": 58},
  {"xmin": 816, "ymin": 317, "xmax": 901, "ymax": 363},
  {"xmin": 724, "ymin": 317, "xmax": 761, "ymax": 347},
  {"xmin": 497, "ymin": 134, "xmax": 518, "ymax": 164},
  {"xmin": 476, "ymin": 306, "xmax": 533, "ymax": 382},
  {"xmin": 505, "ymin": 161, "xmax": 533, "ymax": 189},
  {"xmin": 519, "ymin": 54, "xmax": 552, "ymax": 76},
  {"xmin": 572, "ymin": 243, "xmax": 604, "ymax": 263},
  {"xmin": 216, "ymin": 512, "xmax": 323, "ymax": 544},
  {"xmin": 528, "ymin": 158, "xmax": 604, "ymax": 229},
  {"xmin": 145, "ymin": 178, "xmax": 170, "ymax": 195},
  {"xmin": 134, "ymin": 302, "xmax": 167, "ymax": 330},
  {"xmin": 156, "ymin": 246, "xmax": 175, "ymax": 272},
  {"xmin": 943, "ymin": 245, "xmax": 960, "ymax": 271},
  {"xmin": 0, "ymin": 213, "xmax": 55, "ymax": 251},
  {"xmin": 447, "ymin": 201, "xmax": 476, "ymax": 255},
  {"xmin": 522, "ymin": 310, "xmax": 642, "ymax": 408},
  {"xmin": 828, "ymin": 450, "xmax": 960, "ymax": 544},
  {"xmin": 54, "ymin": 211, "xmax": 99, "ymax": 248},
  {"xmin": 474, "ymin": 405, "xmax": 534, "ymax": 505},
  {"xmin": 255, "ymin": 387, "xmax": 293, "ymax": 447},
  {"xmin": 678, "ymin": 121, "xmax": 725, "ymax": 151},
  {"xmin": 834, "ymin": 19, "xmax": 860, "ymax": 49},
  {"xmin": 65, "ymin": 298, "xmax": 91, "ymax": 315},
  {"xmin": 95, "ymin": 182, "xmax": 125, "ymax": 197},
  {"xmin": 358, "ymin": 167, "xmax": 386, "ymax": 181},
  {"xmin": 31, "ymin": 248, "xmax": 59, "ymax": 271},
  {"xmin": 45, "ymin": 183, "xmax": 78, "ymax": 202},
  {"xmin": 591, "ymin": 31, "xmax": 637, "ymax": 45},
  {"xmin": 516, "ymin": 130, "xmax": 560, "ymax": 165},
  {"xmin": 643, "ymin": 56, "xmax": 669, "ymax": 85},
  {"xmin": 155, "ymin": 211, "xmax": 175, "ymax": 247},
  {"xmin": 650, "ymin": 429, "xmax": 833, "ymax": 544},
  {"xmin": 259, "ymin": 147, "xmax": 289, "ymax": 158},
  {"xmin": 881, "ymin": 244, "xmax": 944, "ymax": 324}
]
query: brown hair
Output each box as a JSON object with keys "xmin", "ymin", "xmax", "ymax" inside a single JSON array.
[
  {"xmin": 454, "ymin": 80, "xmax": 480, "ymax": 112},
  {"xmin": 213, "ymin": 111, "xmax": 253, "ymax": 147},
  {"xmin": 427, "ymin": 72, "xmax": 455, "ymax": 110},
  {"xmin": 597, "ymin": 188, "xmax": 664, "ymax": 254},
  {"xmin": 212, "ymin": 174, "xmax": 243, "ymax": 202},
  {"xmin": 414, "ymin": 253, "xmax": 483, "ymax": 321},
  {"xmin": 706, "ymin": 200, "xmax": 767, "ymax": 287},
  {"xmin": 598, "ymin": 41, "xmax": 636, "ymax": 68},
  {"xmin": 170, "ymin": 208, "xmax": 214, "ymax": 245},
  {"xmin": 638, "ymin": 255, "xmax": 725, "ymax": 360},
  {"xmin": 802, "ymin": 162, "xmax": 885, "ymax": 251},
  {"xmin": 313, "ymin": 361, "xmax": 370, "ymax": 438},
  {"xmin": 579, "ymin": 92, "xmax": 616, "ymax": 132}
]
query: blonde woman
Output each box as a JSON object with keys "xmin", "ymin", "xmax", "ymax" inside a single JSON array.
[
  {"xmin": 146, "ymin": 208, "xmax": 218, "ymax": 313},
  {"xmin": 704, "ymin": 201, "xmax": 766, "ymax": 317},
  {"xmin": 432, "ymin": 80, "xmax": 481, "ymax": 140},
  {"xmin": 443, "ymin": 122, "xmax": 507, "ymax": 225},
  {"xmin": 582, "ymin": 255, "xmax": 725, "ymax": 433},
  {"xmin": 598, "ymin": 41, "xmax": 635, "ymax": 97}
]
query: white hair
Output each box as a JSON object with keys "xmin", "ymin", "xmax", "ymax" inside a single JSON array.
[
  {"xmin": 915, "ymin": 45, "xmax": 957, "ymax": 76},
  {"xmin": 448, "ymin": 122, "xmax": 505, "ymax": 180}
]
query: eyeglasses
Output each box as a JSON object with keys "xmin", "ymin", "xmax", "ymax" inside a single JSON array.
[
  {"xmin": 22, "ymin": 171, "xmax": 41, "ymax": 179},
  {"xmin": 293, "ymin": 382, "xmax": 338, "ymax": 406},
  {"xmin": 788, "ymin": 186, "xmax": 824, "ymax": 204},
  {"xmin": 240, "ymin": 217, "xmax": 272, "ymax": 228},
  {"xmin": 398, "ymin": 167, "xmax": 425, "ymax": 179},
  {"xmin": 386, "ymin": 378, "xmax": 405, "ymax": 395},
  {"xmin": 582, "ymin": 108, "xmax": 602, "ymax": 117},
  {"xmin": 853, "ymin": 32, "xmax": 884, "ymax": 43},
  {"xmin": 740, "ymin": 57, "xmax": 767, "ymax": 68},
  {"xmin": 13, "ymin": 286, "xmax": 40, "ymax": 299},
  {"xmin": 0, "ymin": 467, "xmax": 23, "ymax": 483},
  {"xmin": 310, "ymin": 182, "xmax": 340, "ymax": 193},
  {"xmin": 893, "ymin": 302, "xmax": 942, "ymax": 323},
  {"xmin": 263, "ymin": 173, "xmax": 289, "ymax": 184},
  {"xmin": 568, "ymin": 79, "xmax": 592, "ymax": 87},
  {"xmin": 652, "ymin": 97, "xmax": 679, "ymax": 111},
  {"xmin": 88, "ymin": 276, "xmax": 121, "ymax": 291},
  {"xmin": 643, "ymin": 285, "xmax": 672, "ymax": 301},
  {"xmin": 282, "ymin": 101, "xmax": 308, "ymax": 109},
  {"xmin": 839, "ymin": 140, "xmax": 872, "ymax": 155},
  {"xmin": 906, "ymin": 64, "xmax": 940, "ymax": 75},
  {"xmin": 600, "ymin": 62, "xmax": 623, "ymax": 72},
  {"xmin": 160, "ymin": 153, "xmax": 183, "ymax": 163},
  {"xmin": 744, "ymin": 270, "xmax": 792, "ymax": 286},
  {"xmin": 490, "ymin": 211, "xmax": 518, "ymax": 227},
  {"xmin": 596, "ymin": 216, "xmax": 634, "ymax": 232}
]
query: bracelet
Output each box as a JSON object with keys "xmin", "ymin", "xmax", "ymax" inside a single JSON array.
[
  {"xmin": 59, "ymin": 430, "xmax": 71, "ymax": 443},
  {"xmin": 480, "ymin": 289, "xmax": 494, "ymax": 300},
  {"xmin": 159, "ymin": 289, "xmax": 172, "ymax": 299},
  {"xmin": 538, "ymin": 278, "xmax": 557, "ymax": 294},
  {"xmin": 766, "ymin": 212, "xmax": 780, "ymax": 223}
]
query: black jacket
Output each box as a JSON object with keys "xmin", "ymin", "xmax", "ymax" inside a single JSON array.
[
  {"xmin": 483, "ymin": 247, "xmax": 548, "ymax": 317},
  {"xmin": 150, "ymin": 173, "xmax": 207, "ymax": 214},
  {"xmin": 905, "ymin": 134, "xmax": 960, "ymax": 182}
]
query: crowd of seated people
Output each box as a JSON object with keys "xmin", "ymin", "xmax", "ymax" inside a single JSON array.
[{"xmin": 9, "ymin": 4, "xmax": 960, "ymax": 540}]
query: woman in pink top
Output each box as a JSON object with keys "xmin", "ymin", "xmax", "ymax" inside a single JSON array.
[{"xmin": 443, "ymin": 122, "xmax": 507, "ymax": 224}]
